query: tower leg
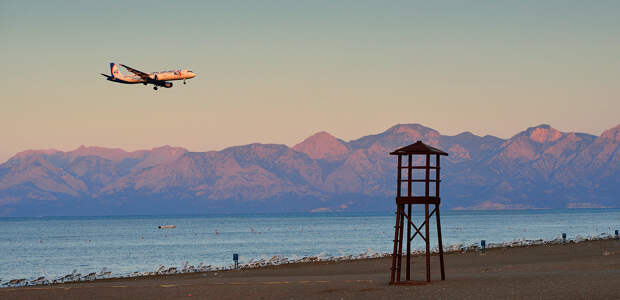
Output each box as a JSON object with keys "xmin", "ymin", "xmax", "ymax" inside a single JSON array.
[
  {"xmin": 425, "ymin": 203, "xmax": 430, "ymax": 282},
  {"xmin": 390, "ymin": 208, "xmax": 401, "ymax": 283},
  {"xmin": 397, "ymin": 204, "xmax": 405, "ymax": 282},
  {"xmin": 436, "ymin": 204, "xmax": 445, "ymax": 280},
  {"xmin": 406, "ymin": 204, "xmax": 411, "ymax": 281}
]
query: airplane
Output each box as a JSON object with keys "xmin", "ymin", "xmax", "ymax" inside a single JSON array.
[{"xmin": 100, "ymin": 63, "xmax": 196, "ymax": 90}]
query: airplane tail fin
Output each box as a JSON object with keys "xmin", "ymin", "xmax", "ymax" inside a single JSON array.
[{"xmin": 110, "ymin": 63, "xmax": 122, "ymax": 78}]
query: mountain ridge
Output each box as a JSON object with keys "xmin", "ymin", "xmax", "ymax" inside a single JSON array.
[{"xmin": 1, "ymin": 123, "xmax": 618, "ymax": 216}]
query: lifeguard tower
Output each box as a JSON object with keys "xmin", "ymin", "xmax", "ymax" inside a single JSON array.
[{"xmin": 389, "ymin": 141, "xmax": 447, "ymax": 284}]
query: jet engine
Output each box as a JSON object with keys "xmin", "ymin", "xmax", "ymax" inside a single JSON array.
[{"xmin": 163, "ymin": 82, "xmax": 173, "ymax": 88}]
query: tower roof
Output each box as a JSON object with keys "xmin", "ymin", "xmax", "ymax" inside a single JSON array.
[{"xmin": 389, "ymin": 141, "xmax": 448, "ymax": 156}]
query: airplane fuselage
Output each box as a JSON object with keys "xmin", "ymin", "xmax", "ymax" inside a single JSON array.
[{"xmin": 112, "ymin": 71, "xmax": 196, "ymax": 84}]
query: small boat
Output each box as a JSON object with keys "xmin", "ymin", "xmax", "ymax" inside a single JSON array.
[{"xmin": 158, "ymin": 225, "xmax": 176, "ymax": 229}]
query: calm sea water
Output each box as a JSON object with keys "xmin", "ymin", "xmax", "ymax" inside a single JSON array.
[{"xmin": 1, "ymin": 209, "xmax": 619, "ymax": 281}]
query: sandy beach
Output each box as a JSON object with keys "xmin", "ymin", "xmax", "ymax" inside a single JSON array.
[{"xmin": 2, "ymin": 238, "xmax": 619, "ymax": 299}]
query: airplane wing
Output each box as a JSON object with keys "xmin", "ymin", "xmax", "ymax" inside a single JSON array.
[{"xmin": 120, "ymin": 64, "xmax": 150, "ymax": 79}]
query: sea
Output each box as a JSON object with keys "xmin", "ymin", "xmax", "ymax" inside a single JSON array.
[{"xmin": 1, "ymin": 209, "xmax": 619, "ymax": 282}]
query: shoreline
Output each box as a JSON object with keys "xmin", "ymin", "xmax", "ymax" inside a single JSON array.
[
  {"xmin": 2, "ymin": 238, "xmax": 619, "ymax": 299},
  {"xmin": 2, "ymin": 209, "xmax": 618, "ymax": 287},
  {"xmin": 1, "ymin": 233, "xmax": 617, "ymax": 288}
]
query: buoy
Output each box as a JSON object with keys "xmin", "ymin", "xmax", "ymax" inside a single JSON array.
[{"xmin": 562, "ymin": 233, "xmax": 567, "ymax": 244}]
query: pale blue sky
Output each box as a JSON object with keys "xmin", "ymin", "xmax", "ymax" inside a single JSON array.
[{"xmin": 1, "ymin": 1, "xmax": 619, "ymax": 162}]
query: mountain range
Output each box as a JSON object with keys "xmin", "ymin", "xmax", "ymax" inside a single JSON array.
[{"xmin": 1, "ymin": 123, "xmax": 618, "ymax": 217}]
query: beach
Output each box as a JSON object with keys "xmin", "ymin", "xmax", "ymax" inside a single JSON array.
[{"xmin": 2, "ymin": 238, "xmax": 619, "ymax": 299}]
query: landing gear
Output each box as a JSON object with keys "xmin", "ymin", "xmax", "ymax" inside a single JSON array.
[
  {"xmin": 183, "ymin": 79, "xmax": 186, "ymax": 85},
  {"xmin": 153, "ymin": 86, "xmax": 158, "ymax": 90},
  {"xmin": 143, "ymin": 82, "xmax": 147, "ymax": 85}
]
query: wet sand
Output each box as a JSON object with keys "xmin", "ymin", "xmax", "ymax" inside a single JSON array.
[{"xmin": 2, "ymin": 239, "xmax": 619, "ymax": 299}]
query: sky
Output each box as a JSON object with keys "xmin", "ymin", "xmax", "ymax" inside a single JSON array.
[{"xmin": 1, "ymin": 1, "xmax": 619, "ymax": 162}]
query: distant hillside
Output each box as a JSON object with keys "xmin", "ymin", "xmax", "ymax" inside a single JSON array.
[{"xmin": 1, "ymin": 124, "xmax": 618, "ymax": 217}]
